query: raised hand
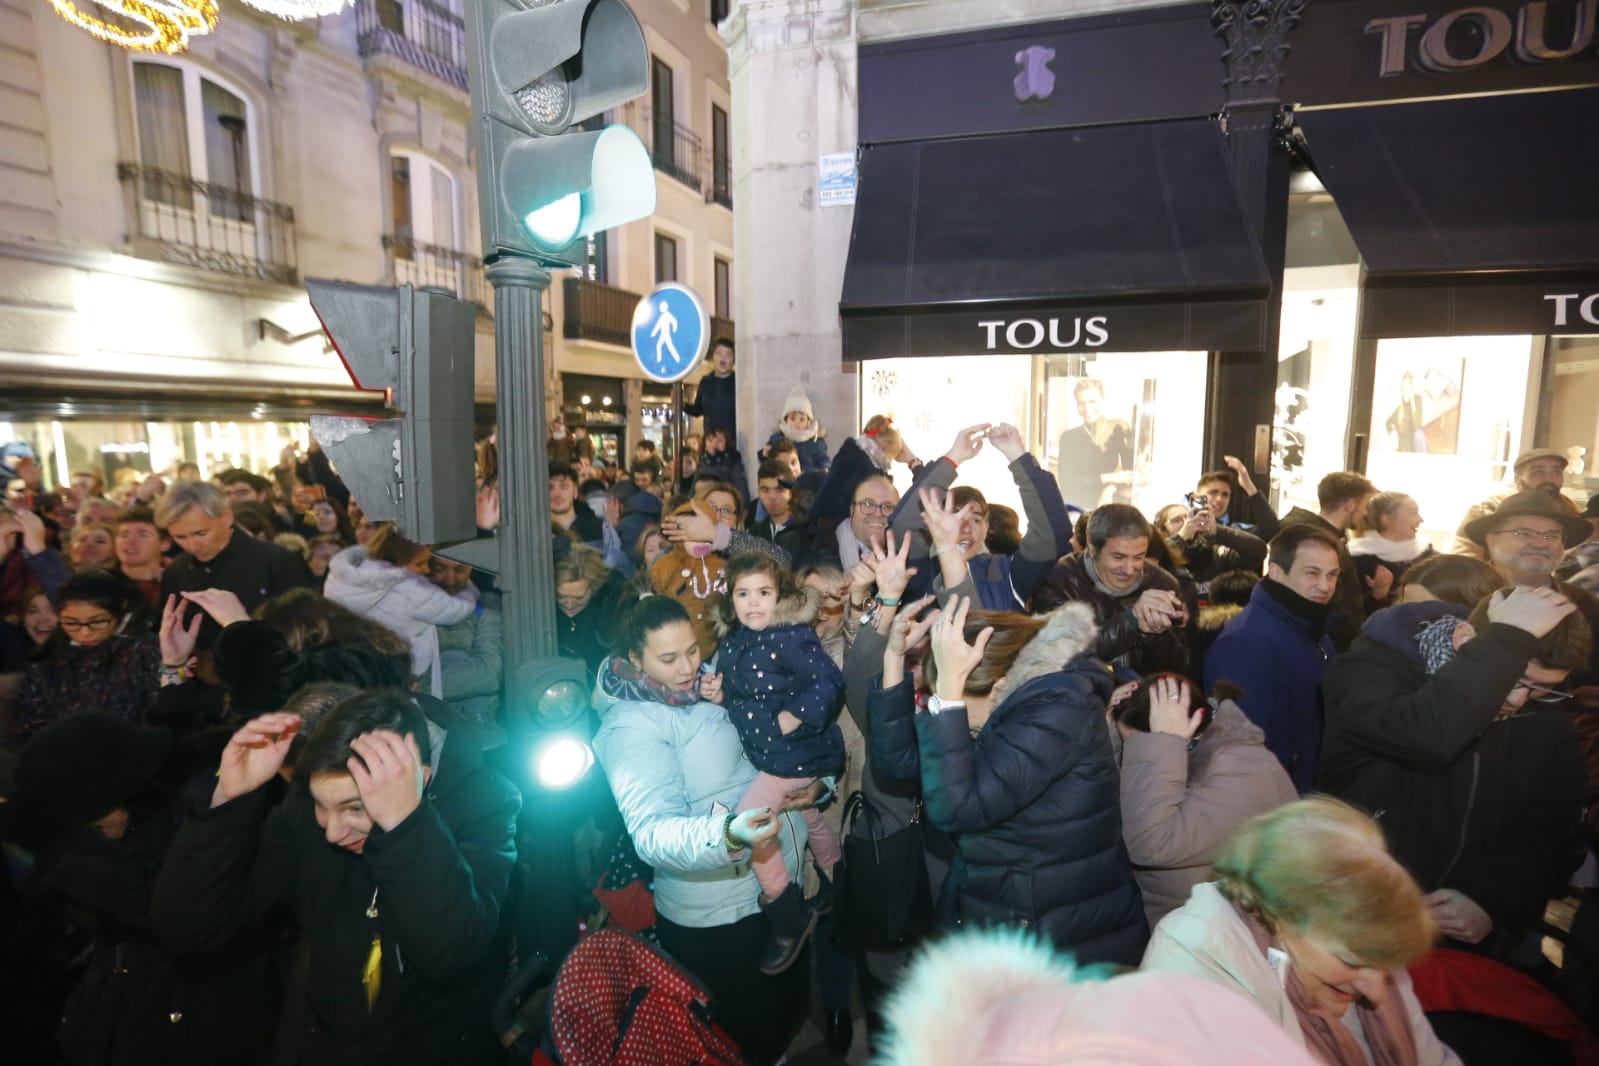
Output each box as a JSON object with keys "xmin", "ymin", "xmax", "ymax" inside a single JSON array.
[
  {"xmin": 213, "ymin": 712, "xmax": 302, "ymax": 807},
  {"xmin": 699, "ymin": 671, "xmax": 724, "ymax": 705},
  {"xmin": 1366, "ymin": 564, "xmax": 1395, "ymax": 602},
  {"xmin": 885, "ymin": 597, "xmax": 939, "ymax": 658},
  {"xmin": 476, "ymin": 483, "xmax": 500, "ymax": 530},
  {"xmin": 944, "ymin": 423, "xmax": 991, "ymax": 466},
  {"xmin": 1222, "ymin": 455, "xmax": 1258, "ymax": 497},
  {"xmin": 1147, "ymin": 677, "xmax": 1205, "ymax": 739},
  {"xmin": 985, "ymin": 423, "xmax": 1026, "ymax": 463},
  {"xmin": 160, "ymin": 594, "xmax": 202, "ymax": 666},
  {"xmin": 918, "ymin": 486, "xmax": 976, "ymax": 554},
  {"xmin": 1425, "ymin": 888, "xmax": 1492, "ymax": 944},
  {"xmin": 1486, "ymin": 585, "xmax": 1576, "ymax": 639},
  {"xmin": 180, "ymin": 588, "xmax": 250, "ymax": 628},
  {"xmin": 872, "ymin": 530, "xmax": 919, "ymax": 601},
  {"xmin": 929, "ymin": 595, "xmax": 993, "ymax": 701},
  {"xmin": 12, "ymin": 509, "xmax": 47, "ymax": 554},
  {"xmin": 348, "ymin": 730, "xmax": 427, "ymax": 832}
]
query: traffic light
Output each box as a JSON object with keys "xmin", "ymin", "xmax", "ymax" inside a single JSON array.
[
  {"xmin": 306, "ymin": 279, "xmax": 478, "ymax": 546},
  {"xmin": 465, "ymin": 0, "xmax": 657, "ymax": 266}
]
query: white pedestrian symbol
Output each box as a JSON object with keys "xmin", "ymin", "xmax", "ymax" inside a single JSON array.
[{"xmin": 650, "ymin": 300, "xmax": 681, "ymax": 369}]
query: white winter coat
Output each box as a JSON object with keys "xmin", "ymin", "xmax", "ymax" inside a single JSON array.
[{"xmin": 323, "ymin": 546, "xmax": 475, "ymax": 698}]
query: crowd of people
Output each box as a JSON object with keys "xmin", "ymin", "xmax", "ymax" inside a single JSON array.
[{"xmin": 4, "ymin": 347, "xmax": 1599, "ymax": 1065}]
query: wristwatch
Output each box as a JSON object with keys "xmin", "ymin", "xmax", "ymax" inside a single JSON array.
[{"xmin": 926, "ymin": 694, "xmax": 967, "ymax": 717}]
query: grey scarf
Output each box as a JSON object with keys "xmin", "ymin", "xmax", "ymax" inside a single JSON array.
[{"xmin": 1084, "ymin": 551, "xmax": 1143, "ymax": 599}]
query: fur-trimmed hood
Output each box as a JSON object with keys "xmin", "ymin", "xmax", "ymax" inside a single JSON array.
[
  {"xmin": 1196, "ymin": 602, "xmax": 1244, "ymax": 635},
  {"xmin": 711, "ymin": 582, "xmax": 818, "ymax": 638},
  {"xmin": 880, "ymin": 927, "xmax": 1318, "ymax": 1066},
  {"xmin": 1003, "ymin": 600, "xmax": 1100, "ymax": 697}
]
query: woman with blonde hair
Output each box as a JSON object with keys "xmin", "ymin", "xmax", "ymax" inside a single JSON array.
[
  {"xmin": 1350, "ymin": 491, "xmax": 1436, "ymax": 609},
  {"xmin": 1143, "ymin": 797, "xmax": 1459, "ymax": 1064}
]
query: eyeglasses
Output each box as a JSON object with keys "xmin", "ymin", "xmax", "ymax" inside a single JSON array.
[
  {"xmin": 1498, "ymin": 528, "xmax": 1564, "ymax": 544},
  {"xmin": 1512, "ymin": 681, "xmax": 1572, "ymax": 704},
  {"xmin": 854, "ymin": 500, "xmax": 894, "ymax": 516},
  {"xmin": 59, "ymin": 615, "xmax": 116, "ymax": 633},
  {"xmin": 709, "ymin": 505, "xmax": 738, "ymax": 520}
]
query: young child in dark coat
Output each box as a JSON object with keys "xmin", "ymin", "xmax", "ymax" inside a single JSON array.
[{"xmin": 707, "ymin": 553, "xmax": 845, "ymax": 974}]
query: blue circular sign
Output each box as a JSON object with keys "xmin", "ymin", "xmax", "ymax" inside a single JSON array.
[{"xmin": 631, "ymin": 283, "xmax": 709, "ymax": 384}]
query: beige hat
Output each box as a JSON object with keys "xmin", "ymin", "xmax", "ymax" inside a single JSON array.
[{"xmin": 1514, "ymin": 449, "xmax": 1568, "ymax": 474}]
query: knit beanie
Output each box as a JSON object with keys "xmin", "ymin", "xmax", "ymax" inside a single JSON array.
[{"xmin": 781, "ymin": 388, "xmax": 814, "ymax": 420}]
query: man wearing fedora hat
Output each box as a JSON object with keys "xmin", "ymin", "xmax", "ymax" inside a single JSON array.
[
  {"xmin": 1466, "ymin": 490, "xmax": 1599, "ymax": 679},
  {"xmin": 1451, "ymin": 449, "xmax": 1582, "ymax": 558}
]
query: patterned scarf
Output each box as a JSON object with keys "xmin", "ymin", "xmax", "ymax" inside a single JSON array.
[
  {"xmin": 1415, "ymin": 614, "xmax": 1461, "ymax": 676},
  {"xmin": 1231, "ymin": 900, "xmax": 1419, "ymax": 1066},
  {"xmin": 598, "ymin": 655, "xmax": 701, "ymax": 708}
]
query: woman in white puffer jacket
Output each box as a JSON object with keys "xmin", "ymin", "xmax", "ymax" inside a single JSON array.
[{"xmin": 322, "ymin": 523, "xmax": 475, "ymax": 698}]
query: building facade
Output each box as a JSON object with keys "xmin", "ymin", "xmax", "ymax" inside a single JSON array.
[
  {"xmin": 725, "ymin": 0, "xmax": 1599, "ymax": 537},
  {"xmin": 0, "ymin": 0, "xmax": 733, "ymax": 487}
]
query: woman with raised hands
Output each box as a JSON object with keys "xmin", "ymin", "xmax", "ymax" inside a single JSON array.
[{"xmin": 868, "ymin": 593, "xmax": 1147, "ymax": 964}]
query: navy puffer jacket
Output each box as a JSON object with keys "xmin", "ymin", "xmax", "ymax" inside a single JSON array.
[{"xmin": 868, "ymin": 602, "xmax": 1148, "ymax": 965}]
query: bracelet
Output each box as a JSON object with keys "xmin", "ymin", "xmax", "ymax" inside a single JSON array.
[
  {"xmin": 722, "ymin": 813, "xmax": 744, "ymax": 854},
  {"xmin": 159, "ymin": 661, "xmax": 193, "ymax": 679},
  {"xmin": 878, "ymin": 595, "xmax": 902, "ymax": 607},
  {"xmin": 935, "ymin": 544, "xmax": 963, "ymax": 556}
]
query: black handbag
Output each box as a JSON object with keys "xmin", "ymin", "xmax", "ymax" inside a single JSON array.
[{"xmin": 833, "ymin": 790, "xmax": 934, "ymax": 951}]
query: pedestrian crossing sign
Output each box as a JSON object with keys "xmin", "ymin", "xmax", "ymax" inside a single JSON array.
[{"xmin": 631, "ymin": 283, "xmax": 709, "ymax": 384}]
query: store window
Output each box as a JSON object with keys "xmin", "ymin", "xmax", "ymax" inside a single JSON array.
[
  {"xmin": 655, "ymin": 232, "xmax": 679, "ymax": 284},
  {"xmin": 0, "ymin": 417, "xmax": 311, "ymax": 496},
  {"xmin": 132, "ymin": 60, "xmax": 256, "ymax": 218}
]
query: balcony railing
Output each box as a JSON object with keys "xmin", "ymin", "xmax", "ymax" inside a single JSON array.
[
  {"xmin": 356, "ymin": 0, "xmax": 468, "ymax": 92},
  {"xmin": 617, "ymin": 101, "xmax": 706, "ymax": 193},
  {"xmin": 563, "ymin": 277, "xmax": 641, "ymax": 348},
  {"xmin": 383, "ymin": 235, "xmax": 490, "ymax": 316},
  {"xmin": 117, "ymin": 163, "xmax": 298, "ymax": 285}
]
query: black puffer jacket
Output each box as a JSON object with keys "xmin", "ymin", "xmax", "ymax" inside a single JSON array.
[
  {"xmin": 868, "ymin": 602, "xmax": 1147, "ymax": 965},
  {"xmin": 1319, "ymin": 603, "xmax": 1588, "ymax": 939},
  {"xmin": 1031, "ymin": 552, "xmax": 1190, "ymax": 678},
  {"xmin": 152, "ymin": 728, "xmax": 521, "ymax": 1066}
]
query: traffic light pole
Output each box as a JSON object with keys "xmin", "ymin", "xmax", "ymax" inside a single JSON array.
[{"xmin": 488, "ymin": 255, "xmax": 558, "ymax": 671}]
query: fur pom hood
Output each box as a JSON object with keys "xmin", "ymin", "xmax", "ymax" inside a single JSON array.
[
  {"xmin": 879, "ymin": 927, "xmax": 1319, "ymax": 1066},
  {"xmin": 711, "ymin": 582, "xmax": 818, "ymax": 638},
  {"xmin": 1196, "ymin": 602, "xmax": 1244, "ymax": 635},
  {"xmin": 1004, "ymin": 600, "xmax": 1100, "ymax": 696}
]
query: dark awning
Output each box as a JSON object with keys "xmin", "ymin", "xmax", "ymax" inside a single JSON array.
[
  {"xmin": 1295, "ymin": 87, "xmax": 1599, "ymax": 338},
  {"xmin": 838, "ymin": 117, "xmax": 1273, "ymax": 360}
]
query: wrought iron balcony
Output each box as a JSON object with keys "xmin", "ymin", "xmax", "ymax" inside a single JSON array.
[
  {"xmin": 117, "ymin": 162, "xmax": 298, "ymax": 285},
  {"xmin": 382, "ymin": 235, "xmax": 491, "ymax": 317},
  {"xmin": 563, "ymin": 277, "xmax": 641, "ymax": 348},
  {"xmin": 618, "ymin": 101, "xmax": 705, "ymax": 193},
  {"xmin": 356, "ymin": 0, "xmax": 468, "ymax": 93}
]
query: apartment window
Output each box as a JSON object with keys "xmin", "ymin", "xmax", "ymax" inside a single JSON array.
[
  {"xmin": 651, "ymin": 56, "xmax": 676, "ymax": 169},
  {"xmin": 710, "ymin": 0, "xmax": 730, "ymax": 23},
  {"xmin": 389, "ymin": 151, "xmax": 458, "ymax": 258},
  {"xmin": 655, "ymin": 232, "xmax": 679, "ymax": 284},
  {"xmin": 133, "ymin": 60, "xmax": 255, "ymax": 219},
  {"xmin": 711, "ymin": 104, "xmax": 731, "ymax": 207},
  {"xmin": 713, "ymin": 257, "xmax": 732, "ymax": 319}
]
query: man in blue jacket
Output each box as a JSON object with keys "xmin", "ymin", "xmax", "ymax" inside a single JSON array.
[{"xmin": 1204, "ymin": 524, "xmax": 1341, "ymax": 792}]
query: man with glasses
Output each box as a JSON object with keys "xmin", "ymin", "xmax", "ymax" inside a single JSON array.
[
  {"xmin": 1452, "ymin": 449, "xmax": 1583, "ymax": 558},
  {"xmin": 1320, "ymin": 583, "xmax": 1591, "ymax": 951},
  {"xmin": 1466, "ymin": 490, "xmax": 1599, "ymax": 679}
]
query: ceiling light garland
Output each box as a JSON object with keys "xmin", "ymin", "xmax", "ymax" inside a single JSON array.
[
  {"xmin": 237, "ymin": 0, "xmax": 352, "ymax": 20},
  {"xmin": 50, "ymin": 0, "xmax": 218, "ymax": 54}
]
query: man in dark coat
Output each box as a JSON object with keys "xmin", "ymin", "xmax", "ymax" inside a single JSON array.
[
  {"xmin": 1203, "ymin": 525, "xmax": 1341, "ymax": 792},
  {"xmin": 153, "ymin": 690, "xmax": 521, "ymax": 1065},
  {"xmin": 1276, "ymin": 470, "xmax": 1373, "ymax": 649},
  {"xmin": 1033, "ymin": 504, "xmax": 1189, "ymax": 677},
  {"xmin": 157, "ymin": 481, "xmax": 315, "ymax": 653},
  {"xmin": 683, "ymin": 339, "xmax": 737, "ymax": 445},
  {"xmin": 1319, "ymin": 586, "xmax": 1590, "ymax": 951}
]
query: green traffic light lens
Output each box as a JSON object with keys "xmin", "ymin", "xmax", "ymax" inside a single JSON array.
[
  {"xmin": 534, "ymin": 677, "xmax": 588, "ymax": 728},
  {"xmin": 524, "ymin": 192, "xmax": 582, "ymax": 249}
]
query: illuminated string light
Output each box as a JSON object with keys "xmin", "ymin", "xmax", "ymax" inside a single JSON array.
[
  {"xmin": 237, "ymin": 0, "xmax": 352, "ymax": 20},
  {"xmin": 50, "ymin": 0, "xmax": 218, "ymax": 54}
]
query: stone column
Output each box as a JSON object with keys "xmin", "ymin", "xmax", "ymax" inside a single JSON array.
[{"xmin": 723, "ymin": 0, "xmax": 861, "ymax": 461}]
